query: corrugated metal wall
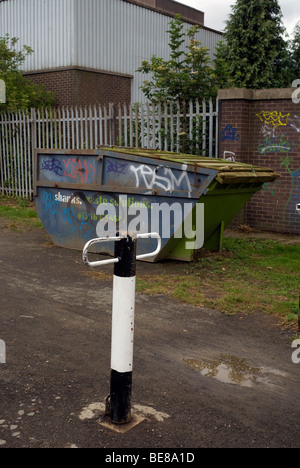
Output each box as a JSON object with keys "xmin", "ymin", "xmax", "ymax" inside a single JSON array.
[
  {"xmin": 74, "ymin": 0, "xmax": 223, "ymax": 101},
  {"xmin": 0, "ymin": 0, "xmax": 75, "ymax": 70},
  {"xmin": 0, "ymin": 0, "xmax": 223, "ymax": 102}
]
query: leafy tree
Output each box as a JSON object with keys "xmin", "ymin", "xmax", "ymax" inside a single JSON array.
[
  {"xmin": 291, "ymin": 21, "xmax": 300, "ymax": 79},
  {"xmin": 212, "ymin": 41, "xmax": 233, "ymax": 89},
  {"xmin": 219, "ymin": 0, "xmax": 291, "ymax": 89},
  {"xmin": 0, "ymin": 35, "xmax": 55, "ymax": 112},
  {"xmin": 137, "ymin": 15, "xmax": 217, "ymax": 102}
]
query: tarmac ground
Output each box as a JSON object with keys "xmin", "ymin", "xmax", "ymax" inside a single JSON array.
[{"xmin": 0, "ymin": 225, "xmax": 299, "ymax": 448}]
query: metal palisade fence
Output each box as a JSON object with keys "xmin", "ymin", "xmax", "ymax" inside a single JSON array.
[{"xmin": 0, "ymin": 99, "xmax": 219, "ymax": 199}]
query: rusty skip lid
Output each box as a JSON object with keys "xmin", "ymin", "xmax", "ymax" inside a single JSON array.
[
  {"xmin": 103, "ymin": 147, "xmax": 280, "ymax": 185},
  {"xmin": 215, "ymin": 171, "xmax": 280, "ymax": 185}
]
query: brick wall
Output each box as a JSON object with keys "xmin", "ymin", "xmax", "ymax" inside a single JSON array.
[
  {"xmin": 219, "ymin": 88, "xmax": 300, "ymax": 235},
  {"xmin": 123, "ymin": 0, "xmax": 205, "ymax": 25},
  {"xmin": 24, "ymin": 67, "xmax": 132, "ymax": 107}
]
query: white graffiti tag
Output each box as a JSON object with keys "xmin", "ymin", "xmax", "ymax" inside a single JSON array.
[
  {"xmin": 130, "ymin": 164, "xmax": 192, "ymax": 197},
  {"xmin": 289, "ymin": 115, "xmax": 300, "ymax": 133}
]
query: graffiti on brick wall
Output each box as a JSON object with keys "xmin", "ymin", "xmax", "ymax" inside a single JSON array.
[
  {"xmin": 265, "ymin": 154, "xmax": 300, "ymax": 225},
  {"xmin": 257, "ymin": 111, "xmax": 300, "ymax": 155},
  {"xmin": 263, "ymin": 180, "xmax": 281, "ymax": 196},
  {"xmin": 280, "ymin": 156, "xmax": 300, "ymax": 221},
  {"xmin": 221, "ymin": 106, "xmax": 300, "ymax": 228},
  {"xmin": 258, "ymin": 134, "xmax": 293, "ymax": 154},
  {"xmin": 256, "ymin": 111, "xmax": 290, "ymax": 128},
  {"xmin": 256, "ymin": 109, "xmax": 300, "ymax": 227},
  {"xmin": 289, "ymin": 115, "xmax": 300, "ymax": 134},
  {"xmin": 221, "ymin": 124, "xmax": 240, "ymax": 142}
]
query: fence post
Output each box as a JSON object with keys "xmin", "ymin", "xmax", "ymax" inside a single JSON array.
[
  {"xmin": 109, "ymin": 103, "xmax": 116, "ymax": 147},
  {"xmin": 31, "ymin": 108, "xmax": 37, "ymax": 158},
  {"xmin": 30, "ymin": 108, "xmax": 37, "ymax": 200},
  {"xmin": 108, "ymin": 235, "xmax": 137, "ymax": 424}
]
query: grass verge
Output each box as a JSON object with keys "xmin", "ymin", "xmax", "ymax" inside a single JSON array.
[
  {"xmin": 0, "ymin": 195, "xmax": 298, "ymax": 326},
  {"xmin": 136, "ymin": 237, "xmax": 300, "ymax": 326},
  {"xmin": 0, "ymin": 195, "xmax": 43, "ymax": 231}
]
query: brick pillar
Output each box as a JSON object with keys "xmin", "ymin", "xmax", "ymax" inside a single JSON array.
[
  {"xmin": 218, "ymin": 89, "xmax": 253, "ymax": 226},
  {"xmin": 218, "ymin": 89, "xmax": 252, "ymax": 165},
  {"xmin": 218, "ymin": 88, "xmax": 300, "ymax": 235}
]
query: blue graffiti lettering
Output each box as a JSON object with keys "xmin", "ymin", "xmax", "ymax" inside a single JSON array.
[
  {"xmin": 222, "ymin": 125, "xmax": 240, "ymax": 142},
  {"xmin": 42, "ymin": 158, "xmax": 64, "ymax": 176},
  {"xmin": 42, "ymin": 192, "xmax": 59, "ymax": 216},
  {"xmin": 107, "ymin": 161, "xmax": 128, "ymax": 174}
]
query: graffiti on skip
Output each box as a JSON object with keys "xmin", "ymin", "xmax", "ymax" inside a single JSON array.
[
  {"xmin": 63, "ymin": 158, "xmax": 96, "ymax": 184},
  {"xmin": 41, "ymin": 190, "xmax": 140, "ymax": 239},
  {"xmin": 62, "ymin": 158, "xmax": 96, "ymax": 184},
  {"xmin": 107, "ymin": 161, "xmax": 128, "ymax": 174},
  {"xmin": 256, "ymin": 111, "xmax": 290, "ymax": 128},
  {"xmin": 130, "ymin": 164, "xmax": 192, "ymax": 196},
  {"xmin": 42, "ymin": 191, "xmax": 97, "ymax": 238},
  {"xmin": 221, "ymin": 124, "xmax": 240, "ymax": 142},
  {"xmin": 258, "ymin": 135, "xmax": 294, "ymax": 154},
  {"xmin": 42, "ymin": 158, "xmax": 64, "ymax": 176},
  {"xmin": 41, "ymin": 156, "xmax": 97, "ymax": 184},
  {"xmin": 42, "ymin": 191, "xmax": 60, "ymax": 216}
]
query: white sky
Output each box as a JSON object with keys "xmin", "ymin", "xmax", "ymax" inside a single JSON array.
[{"xmin": 178, "ymin": 0, "xmax": 299, "ymax": 37}]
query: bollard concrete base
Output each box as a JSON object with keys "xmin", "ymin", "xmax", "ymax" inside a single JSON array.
[{"xmin": 99, "ymin": 412, "xmax": 146, "ymax": 433}]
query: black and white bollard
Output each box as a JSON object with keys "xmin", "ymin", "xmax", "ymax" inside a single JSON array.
[
  {"xmin": 83, "ymin": 232, "xmax": 161, "ymax": 426},
  {"xmin": 109, "ymin": 235, "xmax": 136, "ymax": 424}
]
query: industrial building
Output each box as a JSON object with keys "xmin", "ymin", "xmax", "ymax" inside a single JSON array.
[{"xmin": 0, "ymin": 0, "xmax": 223, "ymax": 105}]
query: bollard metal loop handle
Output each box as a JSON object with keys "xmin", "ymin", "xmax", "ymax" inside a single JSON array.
[
  {"xmin": 83, "ymin": 236, "xmax": 122, "ymax": 268},
  {"xmin": 83, "ymin": 232, "xmax": 161, "ymax": 268},
  {"xmin": 136, "ymin": 232, "xmax": 162, "ymax": 260}
]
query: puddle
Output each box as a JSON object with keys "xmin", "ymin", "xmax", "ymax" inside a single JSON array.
[{"xmin": 183, "ymin": 354, "xmax": 261, "ymax": 388}]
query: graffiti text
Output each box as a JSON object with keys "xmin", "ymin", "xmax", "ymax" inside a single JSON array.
[
  {"xmin": 258, "ymin": 135, "xmax": 294, "ymax": 154},
  {"xmin": 222, "ymin": 124, "xmax": 240, "ymax": 142},
  {"xmin": 63, "ymin": 158, "xmax": 96, "ymax": 184},
  {"xmin": 256, "ymin": 111, "xmax": 290, "ymax": 128},
  {"xmin": 107, "ymin": 161, "xmax": 128, "ymax": 174},
  {"xmin": 42, "ymin": 158, "xmax": 64, "ymax": 176},
  {"xmin": 130, "ymin": 164, "xmax": 192, "ymax": 196}
]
